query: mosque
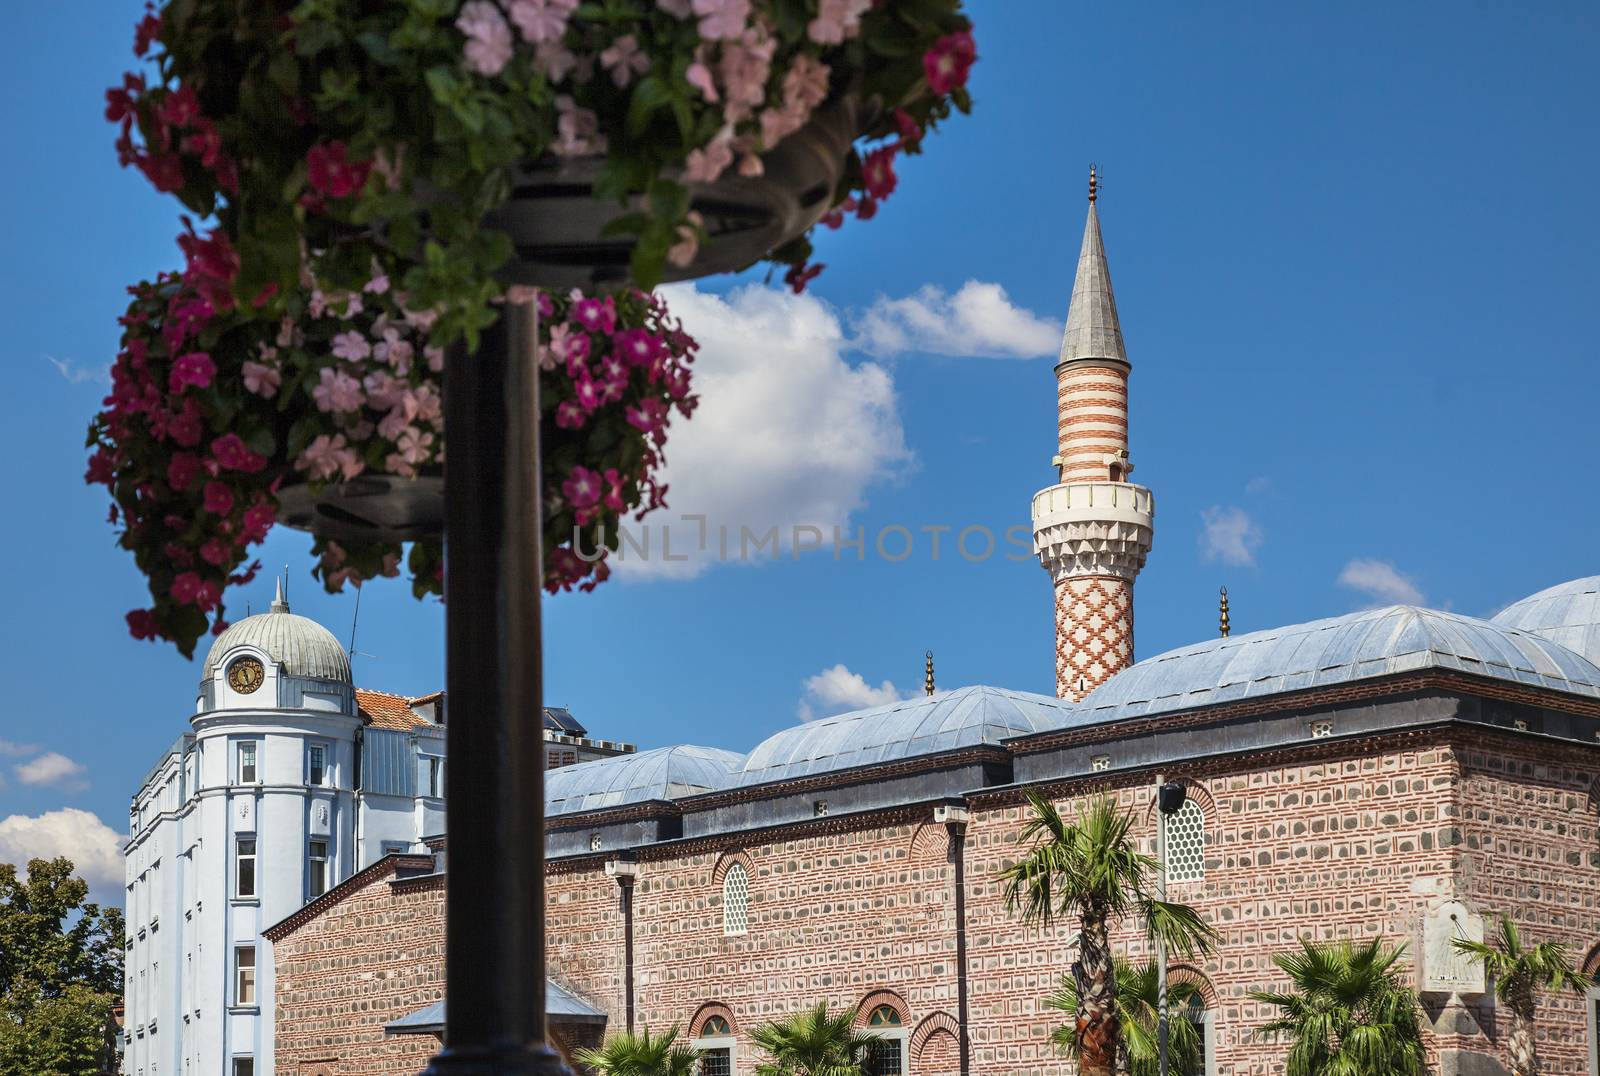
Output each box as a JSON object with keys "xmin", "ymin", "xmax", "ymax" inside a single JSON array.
[{"xmin": 130, "ymin": 183, "xmax": 1600, "ymax": 1076}]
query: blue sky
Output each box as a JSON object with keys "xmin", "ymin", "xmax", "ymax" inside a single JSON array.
[{"xmin": 1, "ymin": 1, "xmax": 1597, "ymax": 894}]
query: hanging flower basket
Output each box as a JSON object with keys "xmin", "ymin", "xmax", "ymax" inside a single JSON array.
[{"xmin": 94, "ymin": 0, "xmax": 978, "ymax": 653}]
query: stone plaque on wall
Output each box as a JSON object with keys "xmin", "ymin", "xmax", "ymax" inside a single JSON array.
[
  {"xmin": 234, "ymin": 794, "xmax": 255, "ymax": 833},
  {"xmin": 1419, "ymin": 899, "xmax": 1486, "ymax": 995}
]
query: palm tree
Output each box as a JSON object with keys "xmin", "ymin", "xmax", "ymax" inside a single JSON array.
[
  {"xmin": 1048, "ymin": 958, "xmax": 1208, "ymax": 1076},
  {"xmin": 1451, "ymin": 915, "xmax": 1594, "ymax": 1076},
  {"xmin": 1249, "ymin": 936, "xmax": 1425, "ymax": 1076},
  {"xmin": 573, "ymin": 1025, "xmax": 700, "ymax": 1076},
  {"xmin": 751, "ymin": 1002, "xmax": 874, "ymax": 1076},
  {"xmin": 1000, "ymin": 793, "xmax": 1218, "ymax": 1076}
]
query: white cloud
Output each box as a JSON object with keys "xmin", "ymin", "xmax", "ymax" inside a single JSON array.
[
  {"xmin": 0, "ymin": 739, "xmax": 36, "ymax": 757},
  {"xmin": 1338, "ymin": 559, "xmax": 1425, "ymax": 606},
  {"xmin": 47, "ymin": 356, "xmax": 109, "ymax": 386},
  {"xmin": 0, "ymin": 809, "xmax": 124, "ymax": 899},
  {"xmin": 798, "ymin": 663, "xmax": 906, "ymax": 721},
  {"xmin": 609, "ymin": 283, "xmax": 909, "ymax": 580},
  {"xmin": 15, "ymin": 752, "xmax": 89, "ymax": 792},
  {"xmin": 1199, "ymin": 506, "xmax": 1262, "ymax": 567},
  {"xmin": 850, "ymin": 280, "xmax": 1059, "ymax": 359}
]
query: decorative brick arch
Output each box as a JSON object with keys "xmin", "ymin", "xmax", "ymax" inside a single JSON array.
[
  {"xmin": 1167, "ymin": 964, "xmax": 1221, "ymax": 1009},
  {"xmin": 1140, "ymin": 776, "xmax": 1217, "ymax": 822},
  {"xmin": 690, "ymin": 1000, "xmax": 740, "ymax": 1037},
  {"xmin": 908, "ymin": 822, "xmax": 949, "ymax": 862},
  {"xmin": 1586, "ymin": 774, "xmax": 1600, "ymax": 814},
  {"xmin": 853, "ymin": 988, "xmax": 910, "ymax": 1028},
  {"xmin": 910, "ymin": 1009, "xmax": 961, "ymax": 1056},
  {"xmin": 302, "ymin": 1067, "xmax": 335, "ymax": 1076},
  {"xmin": 1582, "ymin": 941, "xmax": 1600, "ymax": 977},
  {"xmin": 711, "ymin": 849, "xmax": 752, "ymax": 885}
]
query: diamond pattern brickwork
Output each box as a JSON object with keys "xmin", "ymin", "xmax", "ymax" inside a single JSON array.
[{"xmin": 1055, "ymin": 575, "xmax": 1134, "ymax": 700}]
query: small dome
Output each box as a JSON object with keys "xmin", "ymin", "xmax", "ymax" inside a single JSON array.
[
  {"xmin": 545, "ymin": 745, "xmax": 745, "ymax": 817},
  {"xmin": 202, "ymin": 588, "xmax": 352, "ymax": 683},
  {"xmin": 737, "ymin": 685, "xmax": 1072, "ymax": 787},
  {"xmin": 1490, "ymin": 576, "xmax": 1600, "ymax": 665}
]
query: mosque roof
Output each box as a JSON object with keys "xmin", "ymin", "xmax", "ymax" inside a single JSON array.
[
  {"xmin": 736, "ymin": 685, "xmax": 1072, "ymax": 787},
  {"xmin": 1490, "ymin": 576, "xmax": 1600, "ymax": 667},
  {"xmin": 202, "ymin": 581, "xmax": 351, "ymax": 683},
  {"xmin": 545, "ymin": 744, "xmax": 745, "ymax": 817},
  {"xmin": 1068, "ymin": 604, "xmax": 1600, "ymax": 726}
]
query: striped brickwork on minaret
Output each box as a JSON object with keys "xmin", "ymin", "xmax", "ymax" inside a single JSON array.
[{"xmin": 1032, "ymin": 170, "xmax": 1154, "ymax": 701}]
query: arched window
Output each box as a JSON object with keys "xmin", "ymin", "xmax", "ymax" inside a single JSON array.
[
  {"xmin": 694, "ymin": 1015, "xmax": 736, "ymax": 1076},
  {"xmin": 1163, "ymin": 798, "xmax": 1206, "ymax": 883},
  {"xmin": 722, "ymin": 863, "xmax": 748, "ymax": 936},
  {"xmin": 864, "ymin": 1006, "xmax": 906, "ymax": 1075}
]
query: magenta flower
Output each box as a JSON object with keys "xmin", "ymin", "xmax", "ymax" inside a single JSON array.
[
  {"xmin": 306, "ymin": 141, "xmax": 373, "ymax": 199},
  {"xmin": 127, "ymin": 608, "xmax": 159, "ymax": 641},
  {"xmin": 169, "ymin": 351, "xmax": 216, "ymax": 393},
  {"xmin": 555, "ymin": 400, "xmax": 587, "ymax": 429},
  {"xmin": 167, "ymin": 452, "xmax": 200, "ymax": 491},
  {"xmin": 923, "ymin": 31, "xmax": 977, "ymax": 95},
  {"xmin": 862, "ymin": 146, "xmax": 898, "ymax": 200},
  {"xmin": 574, "ymin": 374, "xmax": 602, "ymax": 412},
  {"xmin": 562, "ymin": 466, "xmax": 603, "ymax": 509},
  {"xmin": 171, "ymin": 572, "xmax": 221, "ymax": 612},
  {"xmin": 626, "ymin": 397, "xmax": 669, "ymax": 437},
  {"xmin": 211, "ymin": 433, "xmax": 267, "ymax": 473},
  {"xmin": 241, "ymin": 501, "xmax": 275, "ymax": 543},
  {"xmin": 572, "ymin": 296, "xmax": 617, "ymax": 335},
  {"xmin": 613, "ymin": 329, "xmax": 661, "ymax": 367},
  {"xmin": 200, "ymin": 538, "xmax": 232, "ymax": 567},
  {"xmin": 202, "ymin": 481, "xmax": 234, "ymax": 516}
]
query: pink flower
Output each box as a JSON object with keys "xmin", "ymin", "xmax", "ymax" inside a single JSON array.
[
  {"xmin": 599, "ymin": 34, "xmax": 650, "ymax": 88},
  {"xmin": 571, "ymin": 296, "xmax": 617, "ymax": 334},
  {"xmin": 202, "ymin": 481, "xmax": 234, "ymax": 516},
  {"xmin": 425, "ymin": 346, "xmax": 446, "ymax": 373},
  {"xmin": 785, "ymin": 54, "xmax": 830, "ymax": 112},
  {"xmin": 693, "ymin": 0, "xmax": 750, "ymax": 40},
  {"xmin": 306, "ymin": 142, "xmax": 373, "ymax": 199},
  {"xmin": 626, "ymin": 397, "xmax": 669, "ymax": 437},
  {"xmin": 561, "ymin": 327, "xmax": 593, "ymax": 366},
  {"xmin": 169, "ymin": 351, "xmax": 215, "ymax": 392},
  {"xmin": 168, "ymin": 452, "xmax": 200, "ymax": 491},
  {"xmin": 331, "ymin": 330, "xmax": 372, "ymax": 361},
  {"xmin": 683, "ymin": 128, "xmax": 736, "ymax": 183},
  {"xmin": 719, "ymin": 28, "xmax": 775, "ymax": 123},
  {"xmin": 374, "ymin": 330, "xmax": 415, "ymax": 375},
  {"xmin": 562, "ymin": 466, "xmax": 603, "ymax": 509},
  {"xmin": 313, "ymin": 367, "xmax": 365, "ymax": 413},
  {"xmin": 379, "ymin": 406, "xmax": 413, "ymax": 442},
  {"xmin": 508, "ymin": 0, "xmax": 577, "ymax": 44},
  {"xmin": 242, "ymin": 360, "xmax": 281, "ymax": 397},
  {"xmin": 807, "ymin": 0, "xmax": 870, "ymax": 44},
  {"xmin": 363, "ymin": 369, "xmax": 407, "ymax": 411},
  {"xmin": 923, "ymin": 30, "xmax": 977, "ymax": 95},
  {"xmin": 533, "ymin": 41, "xmax": 582, "ymax": 83},
  {"xmin": 554, "ymin": 399, "xmax": 587, "ymax": 429},
  {"xmin": 211, "ymin": 433, "xmax": 267, "ymax": 473},
  {"xmin": 686, "ymin": 52, "xmax": 719, "ymax": 103},
  {"xmin": 552, "ymin": 96, "xmax": 606, "ymax": 156},
  {"xmin": 457, "ymin": 0, "xmax": 515, "ymax": 77},
  {"xmin": 862, "ymin": 146, "xmax": 898, "ymax": 200},
  {"xmin": 296, "ymin": 433, "xmax": 365, "ymax": 481},
  {"xmin": 364, "ymin": 270, "xmax": 390, "ymax": 295},
  {"xmin": 667, "ymin": 211, "xmax": 704, "ymax": 268}
]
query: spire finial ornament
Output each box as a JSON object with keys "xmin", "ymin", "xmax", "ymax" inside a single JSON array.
[
  {"xmin": 1088, "ymin": 165, "xmax": 1098, "ymax": 205},
  {"xmin": 271, "ymin": 568, "xmax": 290, "ymax": 614},
  {"xmin": 1219, "ymin": 586, "xmax": 1231, "ymax": 638},
  {"xmin": 924, "ymin": 650, "xmax": 935, "ymax": 696}
]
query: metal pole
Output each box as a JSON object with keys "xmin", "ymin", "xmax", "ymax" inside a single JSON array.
[
  {"xmin": 424, "ymin": 299, "xmax": 570, "ymax": 1075},
  {"xmin": 1156, "ymin": 776, "xmax": 1169, "ymax": 1076}
]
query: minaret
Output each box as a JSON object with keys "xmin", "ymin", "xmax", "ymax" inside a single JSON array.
[{"xmin": 1031, "ymin": 169, "xmax": 1155, "ymax": 700}]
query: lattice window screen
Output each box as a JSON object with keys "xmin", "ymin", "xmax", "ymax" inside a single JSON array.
[
  {"xmin": 722, "ymin": 863, "xmax": 749, "ymax": 935},
  {"xmin": 1164, "ymin": 799, "xmax": 1206, "ymax": 883}
]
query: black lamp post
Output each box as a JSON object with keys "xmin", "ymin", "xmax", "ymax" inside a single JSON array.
[{"xmin": 1154, "ymin": 779, "xmax": 1187, "ymax": 1076}]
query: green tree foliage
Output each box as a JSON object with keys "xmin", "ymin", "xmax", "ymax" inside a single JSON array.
[
  {"xmin": 750, "ymin": 1003, "xmax": 875, "ymax": 1076},
  {"xmin": 1048, "ymin": 958, "xmax": 1208, "ymax": 1076},
  {"xmin": 0, "ymin": 857, "xmax": 125, "ymax": 1076},
  {"xmin": 1249, "ymin": 936, "xmax": 1425, "ymax": 1076},
  {"xmin": 1000, "ymin": 793, "xmax": 1218, "ymax": 1076},
  {"xmin": 572, "ymin": 1024, "xmax": 700, "ymax": 1076},
  {"xmin": 1451, "ymin": 915, "xmax": 1593, "ymax": 1076}
]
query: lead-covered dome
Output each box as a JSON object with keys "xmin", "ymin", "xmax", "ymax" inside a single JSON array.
[
  {"xmin": 202, "ymin": 587, "xmax": 352, "ymax": 683},
  {"xmin": 545, "ymin": 745, "xmax": 745, "ymax": 816},
  {"xmin": 1490, "ymin": 576, "xmax": 1600, "ymax": 666}
]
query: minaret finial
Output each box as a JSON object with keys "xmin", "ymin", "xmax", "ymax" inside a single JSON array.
[
  {"xmin": 1088, "ymin": 164, "xmax": 1098, "ymax": 205},
  {"xmin": 1219, "ymin": 586, "xmax": 1231, "ymax": 638},
  {"xmin": 271, "ymin": 568, "xmax": 290, "ymax": 614},
  {"xmin": 924, "ymin": 650, "xmax": 935, "ymax": 696}
]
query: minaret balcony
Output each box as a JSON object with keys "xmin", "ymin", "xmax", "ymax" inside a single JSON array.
[{"xmin": 1030, "ymin": 480, "xmax": 1155, "ymax": 582}]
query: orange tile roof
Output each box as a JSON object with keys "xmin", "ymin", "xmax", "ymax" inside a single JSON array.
[{"xmin": 356, "ymin": 688, "xmax": 431, "ymax": 731}]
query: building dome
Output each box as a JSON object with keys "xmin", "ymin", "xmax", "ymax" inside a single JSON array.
[
  {"xmin": 202, "ymin": 586, "xmax": 352, "ymax": 683},
  {"xmin": 546, "ymin": 745, "xmax": 744, "ymax": 816},
  {"xmin": 1490, "ymin": 576, "xmax": 1600, "ymax": 666}
]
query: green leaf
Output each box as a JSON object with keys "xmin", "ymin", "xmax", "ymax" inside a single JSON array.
[{"xmin": 626, "ymin": 76, "xmax": 674, "ymax": 137}]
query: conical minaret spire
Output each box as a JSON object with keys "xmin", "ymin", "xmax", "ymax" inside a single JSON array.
[
  {"xmin": 271, "ymin": 570, "xmax": 290, "ymax": 614},
  {"xmin": 1031, "ymin": 171, "xmax": 1155, "ymax": 700}
]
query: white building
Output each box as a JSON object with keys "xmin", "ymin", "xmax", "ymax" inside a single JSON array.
[{"xmin": 121, "ymin": 583, "xmax": 446, "ymax": 1076}]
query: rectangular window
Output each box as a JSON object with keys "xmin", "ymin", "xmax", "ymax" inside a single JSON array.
[
  {"xmin": 700, "ymin": 1049, "xmax": 732, "ymax": 1076},
  {"xmin": 231, "ymin": 1059, "xmax": 254, "ymax": 1076},
  {"xmin": 234, "ymin": 947, "xmax": 256, "ymax": 1007},
  {"xmin": 307, "ymin": 745, "xmax": 326, "ymax": 786},
  {"xmin": 308, "ymin": 839, "xmax": 329, "ymax": 898},
  {"xmin": 865, "ymin": 1038, "xmax": 904, "ymax": 1076},
  {"xmin": 235, "ymin": 838, "xmax": 256, "ymax": 899},
  {"xmin": 427, "ymin": 757, "xmax": 443, "ymax": 798},
  {"xmin": 238, "ymin": 742, "xmax": 257, "ymax": 784}
]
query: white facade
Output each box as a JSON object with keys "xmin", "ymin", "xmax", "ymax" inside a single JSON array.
[{"xmin": 122, "ymin": 588, "xmax": 445, "ymax": 1076}]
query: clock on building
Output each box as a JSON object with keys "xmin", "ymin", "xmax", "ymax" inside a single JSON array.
[{"xmin": 228, "ymin": 656, "xmax": 265, "ymax": 694}]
